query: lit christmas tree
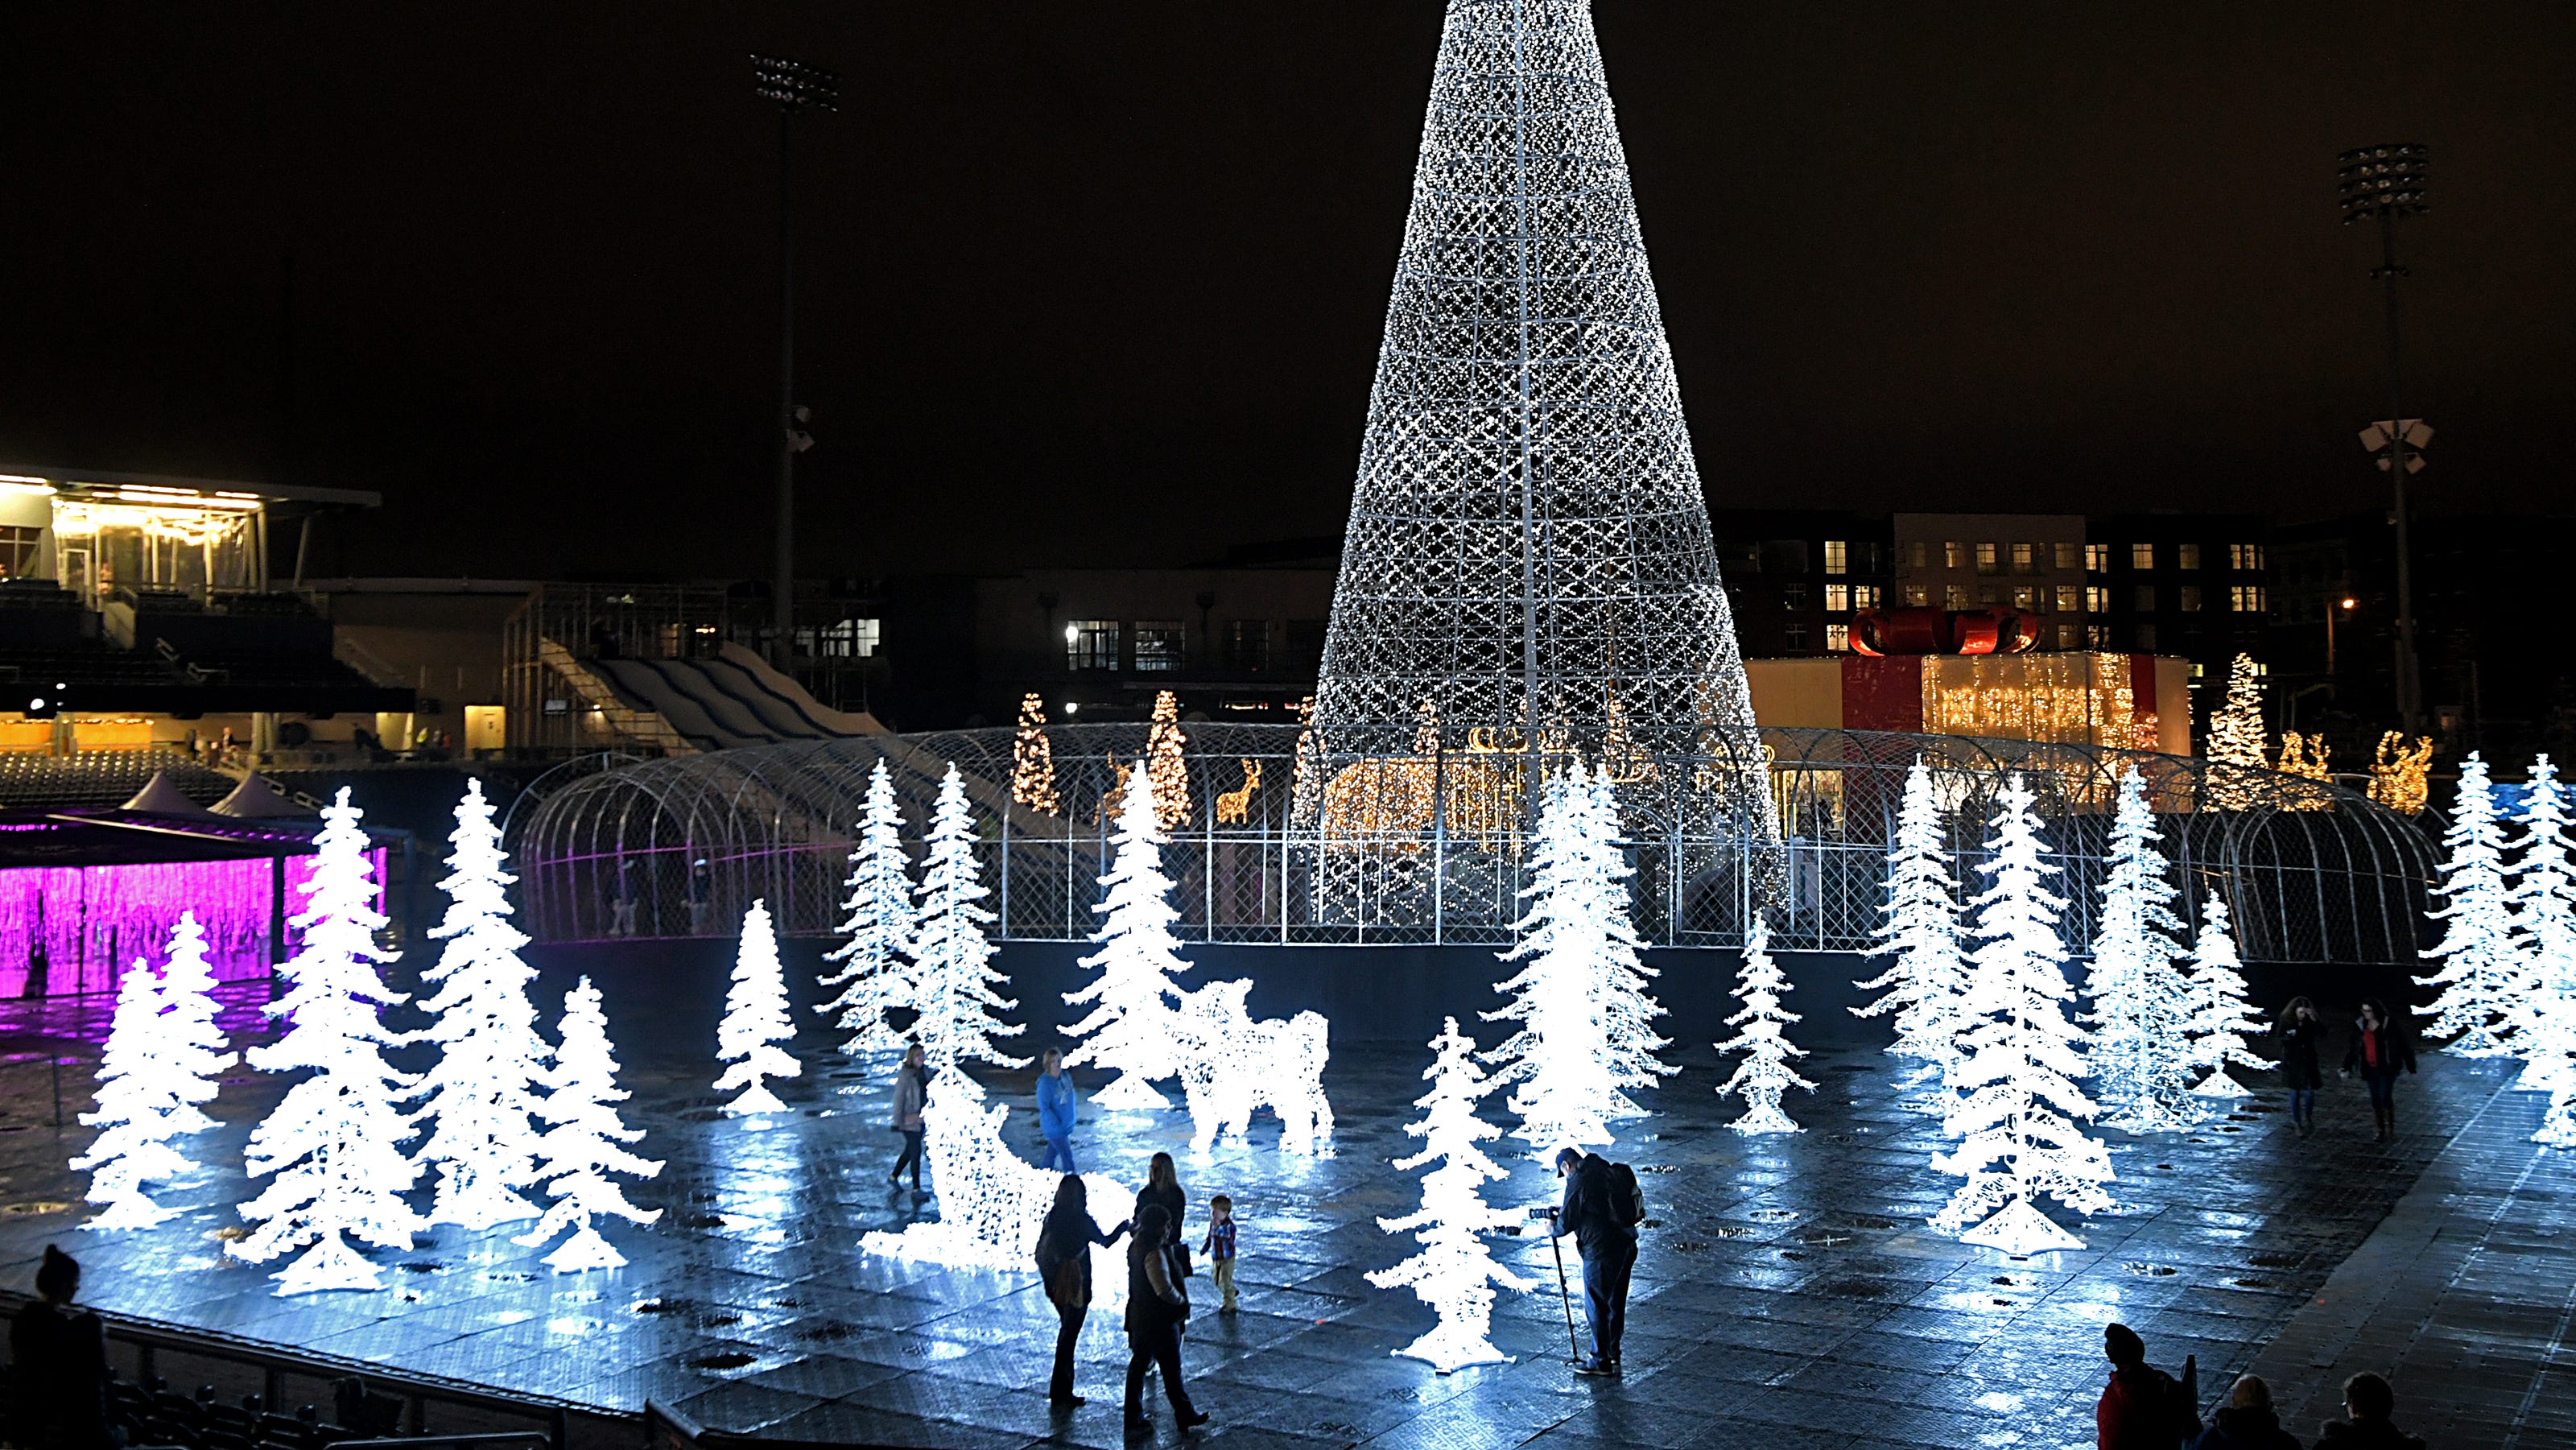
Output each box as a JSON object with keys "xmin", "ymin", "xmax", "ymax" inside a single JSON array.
[
  {"xmin": 910, "ymin": 764, "xmax": 1028, "ymax": 1075},
  {"xmin": 1482, "ymin": 766, "xmax": 1670, "ymax": 1155},
  {"xmin": 2183, "ymin": 894, "xmax": 2268, "ymax": 1097},
  {"xmin": 1855, "ymin": 757, "xmax": 1969, "ymax": 1090},
  {"xmin": 2082, "ymin": 765, "xmax": 2201, "ymax": 1132},
  {"xmin": 818, "ymin": 759, "xmax": 917, "ymax": 1058},
  {"xmin": 1931, "ymin": 775, "xmax": 2114, "ymax": 1254},
  {"xmin": 151, "ymin": 911, "xmax": 233, "ymax": 1138},
  {"xmin": 1064, "ymin": 760, "xmax": 1190, "ymax": 1109},
  {"xmin": 233, "ymin": 789, "xmax": 425, "ymax": 1295},
  {"xmin": 1011, "ymin": 693, "xmax": 1059, "ymax": 813},
  {"xmin": 517, "ymin": 977, "xmax": 663, "ymax": 1272},
  {"xmin": 1367, "ymin": 1018, "xmax": 1534, "ymax": 1371},
  {"xmin": 2417, "ymin": 752, "xmax": 2524, "ymax": 1055},
  {"xmin": 2206, "ymin": 653, "xmax": 2268, "ymax": 810},
  {"xmin": 74, "ymin": 961, "xmax": 203, "ymax": 1229},
  {"xmin": 2506, "ymin": 755, "xmax": 2576, "ymax": 1099},
  {"xmin": 715, "ymin": 899, "xmax": 801, "ymax": 1115},
  {"xmin": 411, "ymin": 779, "xmax": 548, "ymax": 1229},
  {"xmin": 1146, "ymin": 688, "xmax": 1190, "ymax": 832},
  {"xmin": 1714, "ymin": 912, "xmax": 1814, "ymax": 1134}
]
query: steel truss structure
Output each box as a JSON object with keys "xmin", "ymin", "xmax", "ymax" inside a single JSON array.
[
  {"xmin": 511, "ymin": 725, "xmax": 2437, "ymax": 965},
  {"xmin": 1307, "ymin": 0, "xmax": 1769, "ymax": 839}
]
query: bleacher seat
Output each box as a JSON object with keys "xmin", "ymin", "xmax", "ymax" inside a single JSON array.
[{"xmin": 0, "ymin": 750, "xmax": 233, "ymax": 810}]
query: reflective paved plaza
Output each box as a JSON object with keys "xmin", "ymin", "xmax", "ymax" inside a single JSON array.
[{"xmin": 0, "ymin": 979, "xmax": 2565, "ymax": 1449}]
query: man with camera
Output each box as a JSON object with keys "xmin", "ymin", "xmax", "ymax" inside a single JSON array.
[{"xmin": 1548, "ymin": 1146, "xmax": 1640, "ymax": 1378}]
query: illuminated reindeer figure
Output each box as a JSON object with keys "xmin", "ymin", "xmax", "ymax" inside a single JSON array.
[{"xmin": 1215, "ymin": 760, "xmax": 1262, "ymax": 825}]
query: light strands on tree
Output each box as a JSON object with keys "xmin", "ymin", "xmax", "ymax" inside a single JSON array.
[
  {"xmin": 151, "ymin": 911, "xmax": 233, "ymax": 1137},
  {"xmin": 2417, "ymin": 752, "xmax": 2524, "ymax": 1055},
  {"xmin": 2184, "ymin": 894, "xmax": 2268, "ymax": 1098},
  {"xmin": 1856, "ymin": 758, "xmax": 1969, "ymax": 1093},
  {"xmin": 1715, "ymin": 912, "xmax": 1814, "ymax": 1134},
  {"xmin": 1367, "ymin": 1017, "xmax": 1534, "ymax": 1372},
  {"xmin": 2505, "ymin": 755, "xmax": 2576, "ymax": 1101},
  {"xmin": 1064, "ymin": 761, "xmax": 1191, "ymax": 1109},
  {"xmin": 910, "ymin": 763, "xmax": 1028, "ymax": 1074},
  {"xmin": 2082, "ymin": 765, "xmax": 2202, "ymax": 1132},
  {"xmin": 232, "ymin": 789, "xmax": 425, "ymax": 1295},
  {"xmin": 517, "ymin": 977, "xmax": 663, "ymax": 1273},
  {"xmin": 411, "ymin": 779, "xmax": 548, "ymax": 1229},
  {"xmin": 1146, "ymin": 689, "xmax": 1190, "ymax": 832},
  {"xmin": 715, "ymin": 900, "xmax": 802, "ymax": 1115},
  {"xmin": 1930, "ymin": 775, "xmax": 2114, "ymax": 1255},
  {"xmin": 74, "ymin": 960, "xmax": 204, "ymax": 1230},
  {"xmin": 1170, "ymin": 981, "xmax": 1334, "ymax": 1156},
  {"xmin": 1011, "ymin": 693, "xmax": 1060, "ymax": 814},
  {"xmin": 818, "ymin": 759, "xmax": 918, "ymax": 1058},
  {"xmin": 2206, "ymin": 654, "xmax": 2268, "ymax": 810}
]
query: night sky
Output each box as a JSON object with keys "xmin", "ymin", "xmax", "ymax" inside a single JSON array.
[{"xmin": 5, "ymin": 4, "xmax": 2570, "ymax": 581}]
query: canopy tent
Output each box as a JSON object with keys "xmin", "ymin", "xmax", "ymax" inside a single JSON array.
[{"xmin": 120, "ymin": 769, "xmax": 221, "ymax": 820}]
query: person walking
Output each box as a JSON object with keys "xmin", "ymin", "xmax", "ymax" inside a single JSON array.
[
  {"xmin": 1122, "ymin": 1204, "xmax": 1207, "ymax": 1436},
  {"xmin": 2339, "ymin": 998, "xmax": 2417, "ymax": 1142},
  {"xmin": 1548, "ymin": 1147, "xmax": 1637, "ymax": 1378},
  {"xmin": 1036, "ymin": 1049, "xmax": 1079, "ymax": 1173},
  {"xmin": 1035, "ymin": 1175, "xmax": 1129, "ymax": 1408},
  {"xmin": 2274, "ymin": 998, "xmax": 2326, "ymax": 1138},
  {"xmin": 2095, "ymin": 1323, "xmax": 2199, "ymax": 1450},
  {"xmin": 889, "ymin": 1043, "xmax": 929, "ymax": 1194},
  {"xmin": 1135, "ymin": 1152, "xmax": 1187, "ymax": 1250},
  {"xmin": 10, "ymin": 1246, "xmax": 114, "ymax": 1450},
  {"xmin": 2314, "ymin": 1372, "xmax": 2424, "ymax": 1448},
  {"xmin": 2188, "ymin": 1375, "xmax": 2299, "ymax": 1450}
]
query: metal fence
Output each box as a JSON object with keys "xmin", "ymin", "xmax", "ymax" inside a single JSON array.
[{"xmin": 508, "ymin": 725, "xmax": 2438, "ymax": 965}]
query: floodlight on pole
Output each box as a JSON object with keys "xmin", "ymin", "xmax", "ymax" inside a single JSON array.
[
  {"xmin": 2337, "ymin": 142, "xmax": 2428, "ymax": 732},
  {"xmin": 753, "ymin": 54, "xmax": 840, "ymax": 671}
]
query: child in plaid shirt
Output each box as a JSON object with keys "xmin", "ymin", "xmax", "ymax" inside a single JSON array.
[{"xmin": 1201, "ymin": 1195, "xmax": 1239, "ymax": 1313}]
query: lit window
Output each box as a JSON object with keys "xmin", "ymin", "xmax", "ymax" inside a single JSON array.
[
  {"xmin": 2012, "ymin": 585, "xmax": 2038, "ymax": 610},
  {"xmin": 2054, "ymin": 542, "xmax": 2082, "ymax": 571},
  {"xmin": 2179, "ymin": 585, "xmax": 2202, "ymax": 613},
  {"xmin": 1133, "ymin": 621, "xmax": 1187, "ymax": 671},
  {"xmin": 815, "ymin": 618, "xmax": 881, "ymax": 658},
  {"xmin": 1824, "ymin": 583, "xmax": 1851, "ymax": 612},
  {"xmin": 2133, "ymin": 585, "xmax": 2157, "ymax": 611},
  {"xmin": 1944, "ymin": 541, "xmax": 1966, "ymax": 570},
  {"xmin": 2132, "ymin": 543, "xmax": 2156, "ymax": 570},
  {"xmin": 2231, "ymin": 585, "xmax": 2267, "ymax": 613},
  {"xmin": 1945, "ymin": 585, "xmax": 1970, "ymax": 610},
  {"xmin": 2086, "ymin": 543, "xmax": 2110, "ymax": 572},
  {"xmin": 2178, "ymin": 543, "xmax": 2203, "ymax": 571},
  {"xmin": 1781, "ymin": 582, "xmax": 1808, "ymax": 609},
  {"xmin": 2055, "ymin": 584, "xmax": 2079, "ymax": 613},
  {"xmin": 1852, "ymin": 585, "xmax": 1882, "ymax": 609},
  {"xmin": 2231, "ymin": 543, "xmax": 2266, "ymax": 571},
  {"xmin": 1784, "ymin": 621, "xmax": 1810, "ymax": 650},
  {"xmin": 2087, "ymin": 623, "xmax": 2110, "ymax": 649},
  {"xmin": 2190, "ymin": 662, "xmax": 2207, "ymax": 680},
  {"xmin": 1066, "ymin": 619, "xmax": 1120, "ymax": 671},
  {"xmin": 1908, "ymin": 541, "xmax": 1930, "ymax": 568},
  {"xmin": 1905, "ymin": 584, "xmax": 1930, "ymax": 607},
  {"xmin": 1823, "ymin": 540, "xmax": 1848, "ymax": 576},
  {"xmin": 2056, "ymin": 622, "xmax": 2078, "ymax": 649},
  {"xmin": 1975, "ymin": 543, "xmax": 2001, "ymax": 576},
  {"xmin": 2011, "ymin": 543, "xmax": 2037, "ymax": 575},
  {"xmin": 1825, "ymin": 623, "xmax": 1850, "ymax": 652},
  {"xmin": 0, "ymin": 526, "xmax": 37, "ymax": 577},
  {"xmin": 2085, "ymin": 585, "xmax": 2109, "ymax": 613}
]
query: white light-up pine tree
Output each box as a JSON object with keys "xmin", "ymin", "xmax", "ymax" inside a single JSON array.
[
  {"xmin": 716, "ymin": 900, "xmax": 801, "ymax": 1115},
  {"xmin": 1367, "ymin": 1018, "xmax": 1534, "ymax": 1371},
  {"xmin": 2506, "ymin": 755, "xmax": 2576, "ymax": 1100},
  {"xmin": 2207, "ymin": 654, "xmax": 2268, "ymax": 810},
  {"xmin": 1856, "ymin": 758, "xmax": 1968, "ymax": 1093},
  {"xmin": 2417, "ymin": 752, "xmax": 2524, "ymax": 1055},
  {"xmin": 818, "ymin": 759, "xmax": 918, "ymax": 1058},
  {"xmin": 411, "ymin": 779, "xmax": 548, "ymax": 1229},
  {"xmin": 152, "ymin": 912, "xmax": 233, "ymax": 1136},
  {"xmin": 910, "ymin": 764, "xmax": 1027, "ymax": 1079},
  {"xmin": 2183, "ymin": 894, "xmax": 2268, "ymax": 1098},
  {"xmin": 2083, "ymin": 765, "xmax": 2201, "ymax": 1131},
  {"xmin": 1482, "ymin": 766, "xmax": 1670, "ymax": 1156},
  {"xmin": 517, "ymin": 977, "xmax": 663, "ymax": 1272},
  {"xmin": 1580, "ymin": 769, "xmax": 1674, "ymax": 1098},
  {"xmin": 232, "ymin": 789, "xmax": 425, "ymax": 1295},
  {"xmin": 1064, "ymin": 760, "xmax": 1190, "ymax": 1109},
  {"xmin": 73, "ymin": 963, "xmax": 202, "ymax": 1229},
  {"xmin": 1931, "ymin": 775, "xmax": 2115, "ymax": 1255},
  {"xmin": 1715, "ymin": 912, "xmax": 1814, "ymax": 1134}
]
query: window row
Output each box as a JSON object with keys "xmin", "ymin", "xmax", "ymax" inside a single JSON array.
[
  {"xmin": 1064, "ymin": 618, "xmax": 1328, "ymax": 673},
  {"xmin": 2112, "ymin": 542, "xmax": 2265, "ymax": 572}
]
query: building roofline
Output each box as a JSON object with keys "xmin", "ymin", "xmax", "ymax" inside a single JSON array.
[{"xmin": 0, "ymin": 465, "xmax": 380, "ymax": 510}]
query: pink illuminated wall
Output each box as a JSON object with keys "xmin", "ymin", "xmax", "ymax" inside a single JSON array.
[{"xmin": 0, "ymin": 849, "xmax": 388, "ymax": 997}]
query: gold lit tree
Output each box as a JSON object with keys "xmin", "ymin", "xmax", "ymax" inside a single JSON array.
[
  {"xmin": 1010, "ymin": 693, "xmax": 1059, "ymax": 814},
  {"xmin": 2206, "ymin": 654, "xmax": 2267, "ymax": 809},
  {"xmin": 1146, "ymin": 690, "xmax": 1190, "ymax": 832}
]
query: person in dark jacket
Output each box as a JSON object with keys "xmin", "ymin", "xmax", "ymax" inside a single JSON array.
[
  {"xmin": 1035, "ymin": 1175, "xmax": 1129, "ymax": 1408},
  {"xmin": 2339, "ymin": 999, "xmax": 2417, "ymax": 1142},
  {"xmin": 10, "ymin": 1246, "xmax": 114, "ymax": 1450},
  {"xmin": 1134, "ymin": 1152, "xmax": 1187, "ymax": 1249},
  {"xmin": 1121, "ymin": 1204, "xmax": 1208, "ymax": 1437},
  {"xmin": 2096, "ymin": 1322, "xmax": 2199, "ymax": 1450},
  {"xmin": 1549, "ymin": 1147, "xmax": 1637, "ymax": 1378},
  {"xmin": 2314, "ymin": 1372, "xmax": 2423, "ymax": 1448},
  {"xmin": 2274, "ymin": 998, "xmax": 2326, "ymax": 1137},
  {"xmin": 1036, "ymin": 1049, "xmax": 1079, "ymax": 1173},
  {"xmin": 2188, "ymin": 1374, "xmax": 2299, "ymax": 1450},
  {"xmin": 889, "ymin": 1043, "xmax": 929, "ymax": 1192}
]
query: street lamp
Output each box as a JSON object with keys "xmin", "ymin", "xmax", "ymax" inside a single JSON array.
[
  {"xmin": 753, "ymin": 54, "xmax": 840, "ymax": 670},
  {"xmin": 2338, "ymin": 142, "xmax": 2428, "ymax": 731},
  {"xmin": 2326, "ymin": 593, "xmax": 2356, "ymax": 676}
]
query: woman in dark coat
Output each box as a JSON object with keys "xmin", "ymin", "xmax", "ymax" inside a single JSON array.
[
  {"xmin": 1034, "ymin": 1175, "xmax": 1129, "ymax": 1407},
  {"xmin": 1134, "ymin": 1151, "xmax": 1186, "ymax": 1250},
  {"xmin": 1122, "ymin": 1204, "xmax": 1206, "ymax": 1435},
  {"xmin": 10, "ymin": 1246, "xmax": 114, "ymax": 1450},
  {"xmin": 2274, "ymin": 997, "xmax": 2327, "ymax": 1137},
  {"xmin": 2340, "ymin": 998, "xmax": 2417, "ymax": 1142}
]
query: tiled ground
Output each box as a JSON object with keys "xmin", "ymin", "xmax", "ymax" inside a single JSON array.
[{"xmin": 0, "ymin": 983, "xmax": 2546, "ymax": 1450}]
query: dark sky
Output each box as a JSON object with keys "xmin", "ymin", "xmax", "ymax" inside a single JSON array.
[{"xmin": 4, "ymin": 4, "xmax": 2570, "ymax": 580}]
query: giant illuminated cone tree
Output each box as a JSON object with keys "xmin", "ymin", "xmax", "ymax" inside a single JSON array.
[{"xmin": 1307, "ymin": 0, "xmax": 1768, "ymax": 836}]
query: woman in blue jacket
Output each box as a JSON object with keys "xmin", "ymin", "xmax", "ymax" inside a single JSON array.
[{"xmin": 1036, "ymin": 1048, "xmax": 1079, "ymax": 1171}]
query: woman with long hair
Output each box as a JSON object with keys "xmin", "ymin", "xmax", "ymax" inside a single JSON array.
[
  {"xmin": 1135, "ymin": 1150, "xmax": 1186, "ymax": 1248},
  {"xmin": 2273, "ymin": 996, "xmax": 2326, "ymax": 1138},
  {"xmin": 1034, "ymin": 1175, "xmax": 1128, "ymax": 1407},
  {"xmin": 2340, "ymin": 998, "xmax": 2417, "ymax": 1141},
  {"xmin": 1122, "ymin": 1204, "xmax": 1207, "ymax": 1435}
]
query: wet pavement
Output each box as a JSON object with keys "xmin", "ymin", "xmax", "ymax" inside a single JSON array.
[{"xmin": 0, "ymin": 981, "xmax": 2552, "ymax": 1449}]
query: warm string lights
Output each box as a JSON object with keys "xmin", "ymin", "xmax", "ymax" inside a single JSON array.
[
  {"xmin": 2205, "ymin": 654, "xmax": 2268, "ymax": 809},
  {"xmin": 2371, "ymin": 732, "xmax": 2435, "ymax": 812},
  {"xmin": 1146, "ymin": 690, "xmax": 1190, "ymax": 832},
  {"xmin": 1010, "ymin": 694, "xmax": 1059, "ymax": 814}
]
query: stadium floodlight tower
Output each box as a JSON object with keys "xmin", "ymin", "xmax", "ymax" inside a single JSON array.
[
  {"xmin": 1307, "ymin": 0, "xmax": 1771, "ymax": 879},
  {"xmin": 2337, "ymin": 143, "xmax": 2429, "ymax": 733},
  {"xmin": 753, "ymin": 54, "xmax": 840, "ymax": 670}
]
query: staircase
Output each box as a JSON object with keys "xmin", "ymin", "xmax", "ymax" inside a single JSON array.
[{"xmin": 535, "ymin": 639, "xmax": 696, "ymax": 755}]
